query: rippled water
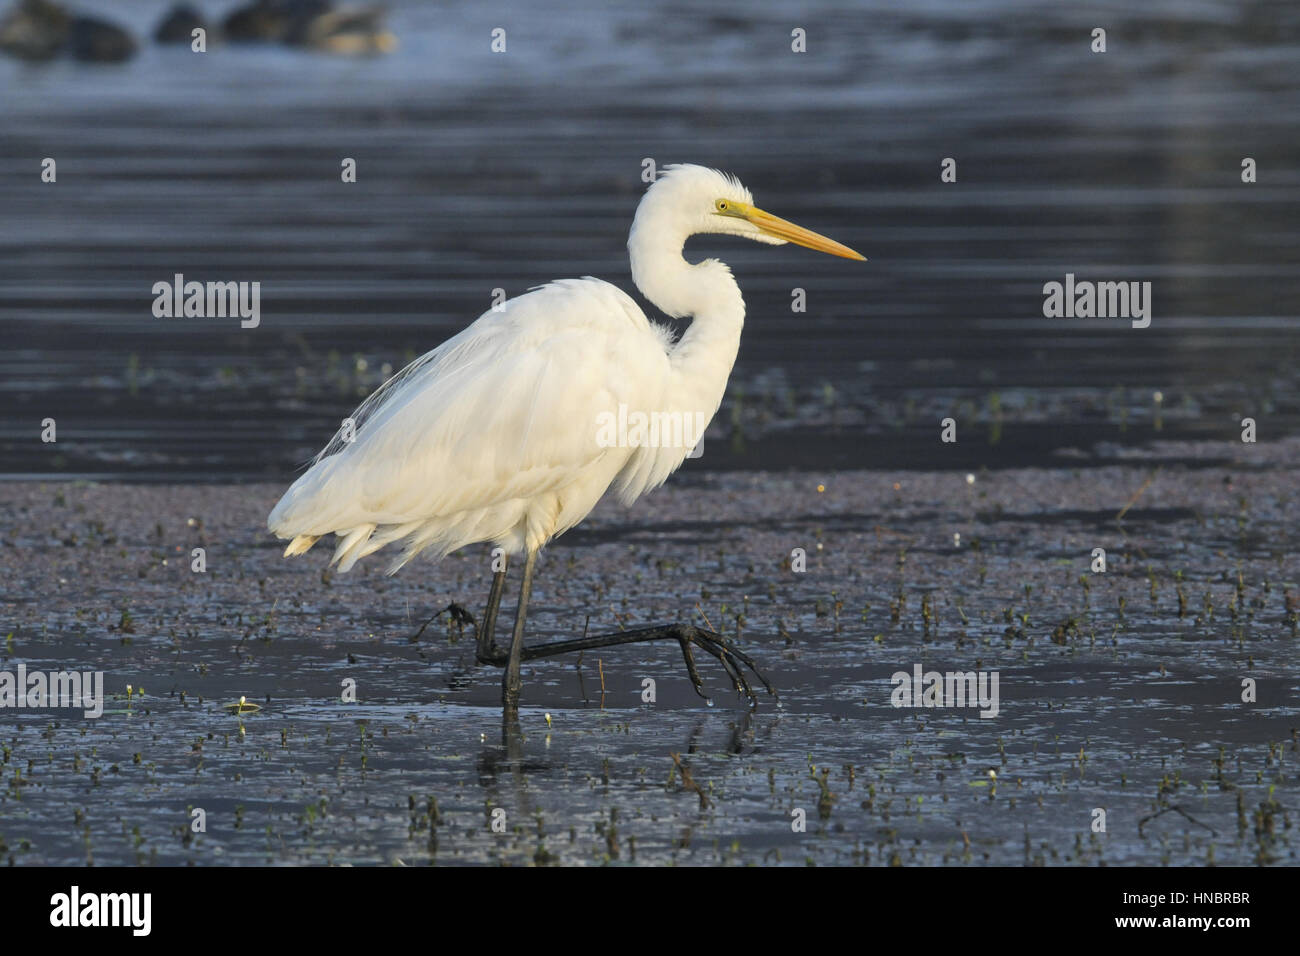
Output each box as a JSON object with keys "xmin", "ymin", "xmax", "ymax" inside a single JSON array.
[
  {"xmin": 2, "ymin": 441, "xmax": 1297, "ymax": 865},
  {"xmin": 2, "ymin": 0, "xmax": 1297, "ymax": 478}
]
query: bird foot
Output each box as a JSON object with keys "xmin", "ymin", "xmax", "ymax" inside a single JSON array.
[
  {"xmin": 514, "ymin": 622, "xmax": 777, "ymax": 707},
  {"xmin": 408, "ymin": 601, "xmax": 477, "ymax": 643}
]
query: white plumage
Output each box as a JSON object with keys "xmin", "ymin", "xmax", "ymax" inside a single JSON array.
[{"xmin": 268, "ymin": 164, "xmax": 863, "ymax": 574}]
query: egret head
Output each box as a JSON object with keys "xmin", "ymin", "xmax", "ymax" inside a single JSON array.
[{"xmin": 633, "ymin": 164, "xmax": 865, "ymax": 261}]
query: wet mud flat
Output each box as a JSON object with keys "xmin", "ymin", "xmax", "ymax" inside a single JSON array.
[{"xmin": 0, "ymin": 437, "xmax": 1297, "ymax": 866}]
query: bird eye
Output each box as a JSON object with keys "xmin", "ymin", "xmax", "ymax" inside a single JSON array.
[{"xmin": 716, "ymin": 200, "xmax": 728, "ymax": 211}]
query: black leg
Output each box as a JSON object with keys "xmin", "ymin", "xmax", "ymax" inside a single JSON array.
[
  {"xmin": 502, "ymin": 549, "xmax": 538, "ymax": 712},
  {"xmin": 518, "ymin": 623, "xmax": 776, "ymax": 705},
  {"xmin": 475, "ymin": 552, "xmax": 509, "ymax": 664},
  {"xmin": 474, "ymin": 553, "xmax": 776, "ymax": 709}
]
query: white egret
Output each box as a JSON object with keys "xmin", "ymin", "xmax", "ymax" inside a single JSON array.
[{"xmin": 268, "ymin": 164, "xmax": 865, "ymax": 711}]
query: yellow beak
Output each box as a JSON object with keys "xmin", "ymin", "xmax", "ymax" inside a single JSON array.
[{"xmin": 724, "ymin": 201, "xmax": 866, "ymax": 260}]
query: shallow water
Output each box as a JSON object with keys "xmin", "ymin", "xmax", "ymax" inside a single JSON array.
[
  {"xmin": 1, "ymin": 435, "xmax": 1297, "ymax": 865},
  {"xmin": 1, "ymin": 0, "xmax": 1298, "ymax": 478}
]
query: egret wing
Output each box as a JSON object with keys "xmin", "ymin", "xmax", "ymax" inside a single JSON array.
[{"xmin": 268, "ymin": 279, "xmax": 671, "ymax": 544}]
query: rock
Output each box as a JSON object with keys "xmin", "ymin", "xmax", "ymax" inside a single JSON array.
[
  {"xmin": 154, "ymin": 3, "xmax": 208, "ymax": 44},
  {"xmin": 67, "ymin": 15, "xmax": 135, "ymax": 61},
  {"xmin": 222, "ymin": 0, "xmax": 330, "ymax": 42},
  {"xmin": 0, "ymin": 0, "xmax": 70, "ymax": 60},
  {"xmin": 284, "ymin": 6, "xmax": 393, "ymax": 54},
  {"xmin": 0, "ymin": 0, "xmax": 135, "ymax": 62},
  {"xmin": 224, "ymin": 0, "xmax": 392, "ymax": 53}
]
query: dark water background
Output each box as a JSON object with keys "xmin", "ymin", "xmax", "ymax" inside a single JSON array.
[{"xmin": 1, "ymin": 0, "xmax": 1297, "ymax": 479}]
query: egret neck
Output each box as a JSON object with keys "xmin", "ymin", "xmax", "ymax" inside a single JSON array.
[{"xmin": 628, "ymin": 199, "xmax": 746, "ymax": 434}]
